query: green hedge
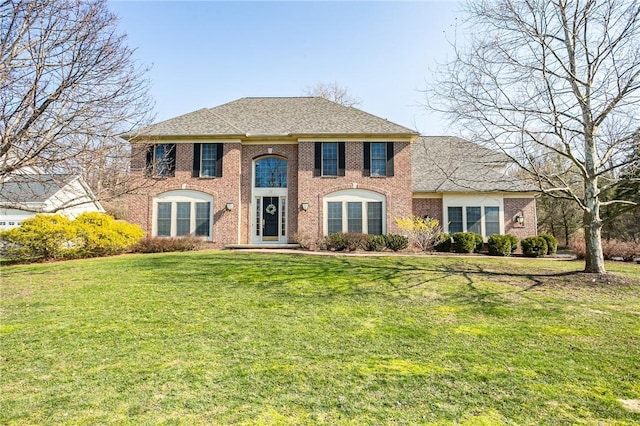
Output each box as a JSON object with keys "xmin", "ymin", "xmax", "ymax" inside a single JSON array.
[
  {"xmin": 521, "ymin": 236, "xmax": 548, "ymax": 257},
  {"xmin": 487, "ymin": 234, "xmax": 513, "ymax": 256},
  {"xmin": 452, "ymin": 232, "xmax": 483, "ymax": 253},
  {"xmin": 539, "ymin": 234, "xmax": 558, "ymax": 255}
]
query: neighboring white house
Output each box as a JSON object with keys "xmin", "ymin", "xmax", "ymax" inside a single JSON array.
[{"xmin": 0, "ymin": 174, "xmax": 104, "ymax": 230}]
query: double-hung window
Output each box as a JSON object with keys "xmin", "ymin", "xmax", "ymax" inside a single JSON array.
[
  {"xmin": 314, "ymin": 142, "xmax": 345, "ymax": 177},
  {"xmin": 193, "ymin": 143, "xmax": 223, "ymax": 178},
  {"xmin": 363, "ymin": 142, "xmax": 394, "ymax": 177},
  {"xmin": 146, "ymin": 144, "xmax": 176, "ymax": 178}
]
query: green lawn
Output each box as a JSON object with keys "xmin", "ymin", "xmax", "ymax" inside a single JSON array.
[{"xmin": 1, "ymin": 252, "xmax": 639, "ymax": 425}]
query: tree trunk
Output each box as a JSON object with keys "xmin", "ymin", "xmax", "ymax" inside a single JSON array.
[{"xmin": 583, "ymin": 181, "xmax": 606, "ymax": 273}]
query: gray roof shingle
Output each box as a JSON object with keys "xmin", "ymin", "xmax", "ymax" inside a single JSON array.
[
  {"xmin": 129, "ymin": 97, "xmax": 418, "ymax": 138},
  {"xmin": 0, "ymin": 174, "xmax": 77, "ymax": 203},
  {"xmin": 412, "ymin": 136, "xmax": 536, "ymax": 192}
]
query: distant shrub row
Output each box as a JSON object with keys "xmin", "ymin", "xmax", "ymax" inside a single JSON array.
[
  {"xmin": 0, "ymin": 213, "xmax": 144, "ymax": 261},
  {"xmin": 570, "ymin": 236, "xmax": 639, "ymax": 262},
  {"xmin": 318, "ymin": 233, "xmax": 409, "ymax": 252},
  {"xmin": 433, "ymin": 232, "xmax": 558, "ymax": 258}
]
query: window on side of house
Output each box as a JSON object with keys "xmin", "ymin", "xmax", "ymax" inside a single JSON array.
[
  {"xmin": 193, "ymin": 143, "xmax": 223, "ymax": 178},
  {"xmin": 363, "ymin": 142, "xmax": 394, "ymax": 177},
  {"xmin": 154, "ymin": 191, "xmax": 213, "ymax": 239},
  {"xmin": 324, "ymin": 190, "xmax": 386, "ymax": 235},
  {"xmin": 314, "ymin": 142, "xmax": 345, "ymax": 177},
  {"xmin": 447, "ymin": 205, "xmax": 502, "ymax": 238},
  {"xmin": 347, "ymin": 202, "xmax": 363, "ymax": 233},
  {"xmin": 327, "ymin": 201, "xmax": 343, "ymax": 234},
  {"xmin": 485, "ymin": 206, "xmax": 500, "ymax": 236},
  {"xmin": 466, "ymin": 206, "xmax": 482, "ymax": 235},
  {"xmin": 147, "ymin": 144, "xmax": 176, "ymax": 178},
  {"xmin": 448, "ymin": 207, "xmax": 463, "ymax": 234}
]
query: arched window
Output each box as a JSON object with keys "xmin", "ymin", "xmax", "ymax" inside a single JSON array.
[
  {"xmin": 153, "ymin": 190, "xmax": 213, "ymax": 239},
  {"xmin": 254, "ymin": 157, "xmax": 287, "ymax": 188},
  {"xmin": 323, "ymin": 189, "xmax": 386, "ymax": 235}
]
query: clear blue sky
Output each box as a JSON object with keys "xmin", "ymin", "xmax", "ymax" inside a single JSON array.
[{"xmin": 109, "ymin": 1, "xmax": 463, "ymax": 135}]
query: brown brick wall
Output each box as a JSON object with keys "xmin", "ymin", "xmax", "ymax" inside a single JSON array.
[
  {"xmin": 127, "ymin": 143, "xmax": 241, "ymax": 248},
  {"xmin": 412, "ymin": 198, "xmax": 443, "ymax": 224},
  {"xmin": 296, "ymin": 141, "xmax": 414, "ymax": 243},
  {"xmin": 504, "ymin": 197, "xmax": 537, "ymax": 240}
]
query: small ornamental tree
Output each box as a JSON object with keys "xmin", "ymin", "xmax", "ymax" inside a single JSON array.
[{"xmin": 395, "ymin": 215, "xmax": 443, "ymax": 252}]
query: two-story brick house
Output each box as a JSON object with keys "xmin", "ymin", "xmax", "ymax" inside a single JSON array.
[{"xmin": 126, "ymin": 97, "xmax": 537, "ymax": 247}]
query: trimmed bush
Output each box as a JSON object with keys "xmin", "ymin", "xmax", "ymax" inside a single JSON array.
[
  {"xmin": 366, "ymin": 234, "xmax": 386, "ymax": 252},
  {"xmin": 130, "ymin": 236, "xmax": 204, "ymax": 253},
  {"xmin": 487, "ymin": 234, "xmax": 513, "ymax": 256},
  {"xmin": 539, "ymin": 234, "xmax": 558, "ymax": 255},
  {"xmin": 506, "ymin": 234, "xmax": 519, "ymax": 253},
  {"xmin": 473, "ymin": 232, "xmax": 484, "ymax": 253},
  {"xmin": 324, "ymin": 233, "xmax": 368, "ymax": 251},
  {"xmin": 74, "ymin": 212, "xmax": 144, "ymax": 257},
  {"xmin": 434, "ymin": 233, "xmax": 452, "ymax": 252},
  {"xmin": 0, "ymin": 214, "xmax": 77, "ymax": 260},
  {"xmin": 521, "ymin": 236, "xmax": 548, "ymax": 257},
  {"xmin": 452, "ymin": 232, "xmax": 482, "ymax": 253},
  {"xmin": 384, "ymin": 234, "xmax": 409, "ymax": 252}
]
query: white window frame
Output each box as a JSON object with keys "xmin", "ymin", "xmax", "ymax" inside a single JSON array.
[
  {"xmin": 152, "ymin": 190, "xmax": 213, "ymax": 240},
  {"xmin": 322, "ymin": 142, "xmax": 338, "ymax": 177},
  {"xmin": 442, "ymin": 194, "xmax": 504, "ymax": 240},
  {"xmin": 323, "ymin": 189, "xmax": 386, "ymax": 235},
  {"xmin": 200, "ymin": 143, "xmax": 218, "ymax": 178},
  {"xmin": 369, "ymin": 142, "xmax": 387, "ymax": 177}
]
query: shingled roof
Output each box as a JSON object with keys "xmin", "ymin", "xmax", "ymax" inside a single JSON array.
[
  {"xmin": 128, "ymin": 97, "xmax": 418, "ymax": 138},
  {"xmin": 412, "ymin": 136, "xmax": 536, "ymax": 192},
  {"xmin": 0, "ymin": 174, "xmax": 77, "ymax": 203}
]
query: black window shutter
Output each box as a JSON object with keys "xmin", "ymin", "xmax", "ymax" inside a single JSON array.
[
  {"xmin": 363, "ymin": 142, "xmax": 371, "ymax": 176},
  {"xmin": 386, "ymin": 142, "xmax": 394, "ymax": 176},
  {"xmin": 192, "ymin": 143, "xmax": 201, "ymax": 177},
  {"xmin": 144, "ymin": 145, "xmax": 153, "ymax": 177},
  {"xmin": 168, "ymin": 144, "xmax": 176, "ymax": 177},
  {"xmin": 215, "ymin": 143, "xmax": 223, "ymax": 177},
  {"xmin": 314, "ymin": 142, "xmax": 321, "ymax": 177},
  {"xmin": 338, "ymin": 142, "xmax": 345, "ymax": 176}
]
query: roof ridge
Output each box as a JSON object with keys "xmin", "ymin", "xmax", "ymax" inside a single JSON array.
[
  {"xmin": 207, "ymin": 109, "xmax": 244, "ymax": 134},
  {"xmin": 344, "ymin": 103, "xmax": 418, "ymax": 135}
]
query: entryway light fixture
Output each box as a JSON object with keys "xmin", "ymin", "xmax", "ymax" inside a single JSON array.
[
  {"xmin": 226, "ymin": 202, "xmax": 234, "ymax": 211},
  {"xmin": 301, "ymin": 202, "xmax": 309, "ymax": 211},
  {"xmin": 515, "ymin": 213, "xmax": 524, "ymax": 225}
]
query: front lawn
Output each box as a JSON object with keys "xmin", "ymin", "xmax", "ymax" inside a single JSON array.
[{"xmin": 1, "ymin": 252, "xmax": 639, "ymax": 424}]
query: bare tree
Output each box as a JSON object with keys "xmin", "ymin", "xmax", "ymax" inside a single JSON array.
[
  {"xmin": 0, "ymin": 0, "xmax": 154, "ymax": 213},
  {"xmin": 428, "ymin": 0, "xmax": 640, "ymax": 274},
  {"xmin": 303, "ymin": 82, "xmax": 361, "ymax": 107}
]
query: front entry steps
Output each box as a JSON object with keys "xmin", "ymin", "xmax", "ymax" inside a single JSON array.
[{"xmin": 225, "ymin": 244, "xmax": 301, "ymax": 250}]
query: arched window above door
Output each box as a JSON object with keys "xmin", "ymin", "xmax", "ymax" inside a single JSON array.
[{"xmin": 254, "ymin": 157, "xmax": 287, "ymax": 188}]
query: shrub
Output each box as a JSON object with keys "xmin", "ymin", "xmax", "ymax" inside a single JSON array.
[
  {"xmin": 521, "ymin": 236, "xmax": 548, "ymax": 257},
  {"xmin": 366, "ymin": 234, "xmax": 386, "ymax": 251},
  {"xmin": 73, "ymin": 212, "xmax": 144, "ymax": 257},
  {"xmin": 292, "ymin": 232, "xmax": 313, "ymax": 250},
  {"xmin": 130, "ymin": 236, "xmax": 204, "ymax": 253},
  {"xmin": 394, "ymin": 215, "xmax": 443, "ymax": 251},
  {"xmin": 473, "ymin": 232, "xmax": 484, "ymax": 253},
  {"xmin": 452, "ymin": 232, "xmax": 482, "ymax": 253},
  {"xmin": 539, "ymin": 234, "xmax": 558, "ymax": 255},
  {"xmin": 506, "ymin": 234, "xmax": 519, "ymax": 253},
  {"xmin": 487, "ymin": 234, "xmax": 513, "ymax": 256},
  {"xmin": 324, "ymin": 233, "xmax": 368, "ymax": 251},
  {"xmin": 384, "ymin": 234, "xmax": 409, "ymax": 252},
  {"xmin": 434, "ymin": 233, "xmax": 452, "ymax": 252},
  {"xmin": 570, "ymin": 236, "xmax": 640, "ymax": 261},
  {"xmin": 0, "ymin": 214, "xmax": 77, "ymax": 260}
]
